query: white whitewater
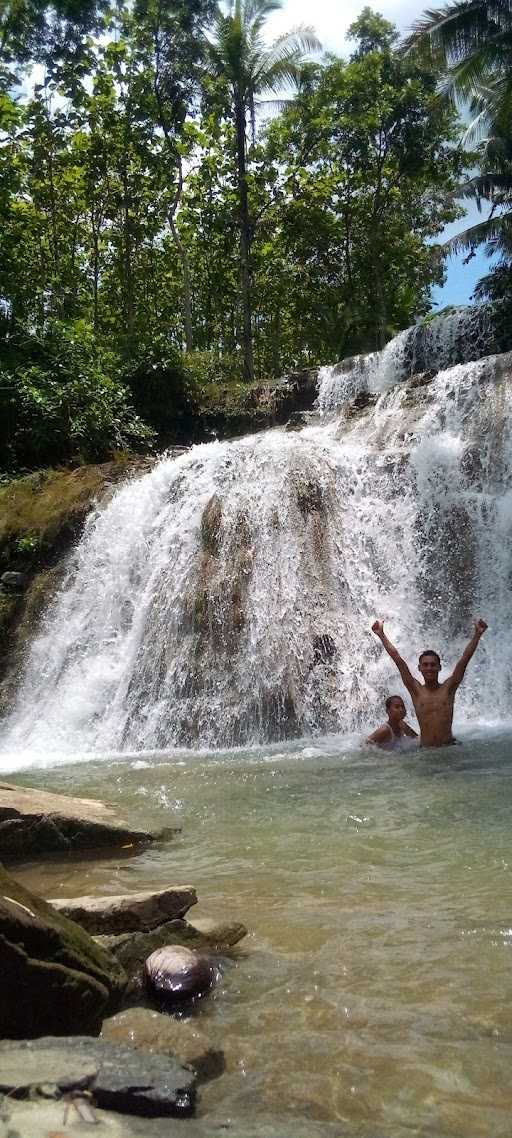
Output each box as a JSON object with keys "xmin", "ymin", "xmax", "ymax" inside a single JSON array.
[
  {"xmin": 2, "ymin": 347, "xmax": 512, "ymax": 759},
  {"xmin": 316, "ymin": 305, "xmax": 497, "ymax": 412}
]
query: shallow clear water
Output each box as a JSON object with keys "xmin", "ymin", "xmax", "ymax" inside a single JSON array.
[{"xmin": 7, "ymin": 731, "xmax": 512, "ymax": 1137}]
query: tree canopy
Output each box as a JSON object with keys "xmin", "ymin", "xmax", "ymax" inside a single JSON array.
[{"xmin": 0, "ymin": 1, "xmax": 466, "ymax": 471}]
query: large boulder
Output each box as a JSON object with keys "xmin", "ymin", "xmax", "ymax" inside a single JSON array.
[
  {"xmin": 145, "ymin": 945, "xmax": 218, "ymax": 1008},
  {"xmin": 49, "ymin": 886, "xmax": 197, "ymax": 935},
  {"xmin": 0, "ymin": 863, "xmax": 127, "ymax": 1038},
  {"xmin": 0, "ymin": 781, "xmax": 174, "ymax": 860},
  {"xmin": 96, "ymin": 915, "xmax": 247, "ymax": 984}
]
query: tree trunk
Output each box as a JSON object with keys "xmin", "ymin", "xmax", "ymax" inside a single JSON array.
[
  {"xmin": 167, "ymin": 156, "xmax": 193, "ymax": 353},
  {"xmin": 234, "ymin": 94, "xmax": 254, "ymax": 382}
]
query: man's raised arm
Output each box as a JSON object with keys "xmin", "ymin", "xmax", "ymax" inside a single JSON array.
[
  {"xmin": 447, "ymin": 619, "xmax": 488, "ymax": 691},
  {"xmin": 371, "ymin": 620, "xmax": 418, "ymax": 695}
]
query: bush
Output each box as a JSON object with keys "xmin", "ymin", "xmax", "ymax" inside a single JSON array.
[
  {"xmin": 0, "ymin": 320, "xmax": 153, "ymax": 471},
  {"xmin": 121, "ymin": 337, "xmax": 199, "ymax": 442}
]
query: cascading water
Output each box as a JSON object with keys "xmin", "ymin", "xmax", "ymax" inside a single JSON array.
[
  {"xmin": 316, "ymin": 304, "xmax": 500, "ymax": 412},
  {"xmin": 2, "ymin": 340, "xmax": 512, "ymax": 759}
]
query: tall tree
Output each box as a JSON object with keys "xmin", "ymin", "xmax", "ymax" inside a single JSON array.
[
  {"xmin": 257, "ymin": 9, "xmax": 464, "ymax": 357},
  {"xmin": 206, "ymin": 0, "xmax": 319, "ymax": 380},
  {"xmin": 403, "ymin": 0, "xmax": 512, "ymax": 136},
  {"xmin": 403, "ymin": 0, "xmax": 512, "ymax": 282}
]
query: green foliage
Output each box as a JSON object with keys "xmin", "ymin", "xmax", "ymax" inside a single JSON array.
[
  {"xmin": 121, "ymin": 338, "xmax": 197, "ymax": 441},
  {"xmin": 404, "ymin": 1, "xmax": 512, "ymax": 300},
  {"xmin": 0, "ymin": 321, "xmax": 153, "ymax": 470},
  {"xmin": 14, "ymin": 534, "xmax": 39, "ymax": 556},
  {"xmin": 0, "ymin": 2, "xmax": 471, "ymax": 471}
]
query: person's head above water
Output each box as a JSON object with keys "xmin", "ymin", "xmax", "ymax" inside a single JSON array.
[
  {"xmin": 385, "ymin": 695, "xmax": 407, "ymax": 723},
  {"xmin": 418, "ymin": 650, "xmax": 441, "ymax": 686}
]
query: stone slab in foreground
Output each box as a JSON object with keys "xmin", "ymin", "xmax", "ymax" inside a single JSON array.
[
  {"xmin": 0, "ymin": 781, "xmax": 175, "ymax": 860},
  {"xmin": 0, "ymin": 1036, "xmax": 196, "ymax": 1117},
  {"xmin": 49, "ymin": 886, "xmax": 197, "ymax": 934},
  {"xmin": 0, "ymin": 1096, "xmax": 350, "ymax": 1138}
]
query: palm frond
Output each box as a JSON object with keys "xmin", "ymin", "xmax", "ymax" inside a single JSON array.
[
  {"xmin": 402, "ymin": 0, "xmax": 510, "ymax": 62},
  {"xmin": 458, "ymin": 171, "xmax": 512, "ymax": 200},
  {"xmin": 252, "ymin": 26, "xmax": 320, "ymax": 92},
  {"xmin": 445, "ymin": 209, "xmax": 512, "ymax": 254},
  {"xmin": 461, "ymin": 102, "xmax": 494, "ymax": 143}
]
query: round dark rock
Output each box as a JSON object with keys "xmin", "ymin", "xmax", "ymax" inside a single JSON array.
[{"xmin": 145, "ymin": 945, "xmax": 217, "ymax": 1007}]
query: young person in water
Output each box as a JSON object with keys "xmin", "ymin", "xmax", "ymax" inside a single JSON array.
[
  {"xmin": 366, "ymin": 695, "xmax": 418, "ymax": 749},
  {"xmin": 371, "ymin": 619, "xmax": 488, "ymax": 747}
]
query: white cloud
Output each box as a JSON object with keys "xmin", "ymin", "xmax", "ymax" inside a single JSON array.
[{"xmin": 265, "ymin": 0, "xmax": 421, "ymax": 54}]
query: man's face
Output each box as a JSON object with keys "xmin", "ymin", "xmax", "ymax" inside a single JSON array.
[
  {"xmin": 419, "ymin": 654, "xmax": 441, "ymax": 684},
  {"xmin": 388, "ymin": 697, "xmax": 406, "ymax": 723}
]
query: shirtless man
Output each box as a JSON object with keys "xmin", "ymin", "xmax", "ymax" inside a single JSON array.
[
  {"xmin": 367, "ymin": 695, "xmax": 418, "ymax": 750},
  {"xmin": 371, "ymin": 619, "xmax": 488, "ymax": 747}
]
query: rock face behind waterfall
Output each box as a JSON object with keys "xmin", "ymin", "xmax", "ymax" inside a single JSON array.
[{"xmin": 2, "ymin": 313, "xmax": 512, "ymax": 754}]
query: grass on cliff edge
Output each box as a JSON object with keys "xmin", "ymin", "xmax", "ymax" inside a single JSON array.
[{"xmin": 0, "ymin": 455, "xmax": 146, "ymax": 567}]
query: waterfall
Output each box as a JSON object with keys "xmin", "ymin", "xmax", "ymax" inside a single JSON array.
[
  {"xmin": 316, "ymin": 305, "xmax": 499, "ymax": 412},
  {"xmin": 2, "ymin": 348, "xmax": 512, "ymax": 757}
]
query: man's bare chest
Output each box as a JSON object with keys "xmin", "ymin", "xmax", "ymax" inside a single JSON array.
[{"xmin": 413, "ymin": 686, "xmax": 453, "ymax": 717}]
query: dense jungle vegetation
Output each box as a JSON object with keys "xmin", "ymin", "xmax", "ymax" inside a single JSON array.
[{"xmin": 1, "ymin": 0, "xmax": 497, "ymax": 471}]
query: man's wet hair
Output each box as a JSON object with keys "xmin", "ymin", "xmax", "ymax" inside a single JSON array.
[
  {"xmin": 385, "ymin": 695, "xmax": 404, "ymax": 711},
  {"xmin": 419, "ymin": 650, "xmax": 441, "ymax": 666}
]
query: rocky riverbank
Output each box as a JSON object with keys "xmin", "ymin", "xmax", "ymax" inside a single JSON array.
[{"xmin": 0, "ymin": 780, "xmax": 249, "ymax": 1134}]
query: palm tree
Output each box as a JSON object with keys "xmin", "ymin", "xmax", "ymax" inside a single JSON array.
[
  {"xmin": 403, "ymin": 1, "xmax": 512, "ymax": 283},
  {"xmin": 206, "ymin": 0, "xmax": 320, "ymax": 381},
  {"xmin": 403, "ymin": 1, "xmax": 512, "ymax": 136}
]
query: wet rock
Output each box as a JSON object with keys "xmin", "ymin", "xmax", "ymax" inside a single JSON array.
[
  {"xmin": 0, "ymin": 1035, "xmax": 196, "ymax": 1117},
  {"xmin": 345, "ymin": 391, "xmax": 378, "ymax": 418},
  {"xmin": 102, "ymin": 1007, "xmax": 225, "ymax": 1084},
  {"xmin": 0, "ymin": 863, "xmax": 127, "ymax": 1038},
  {"xmin": 460, "ymin": 443, "xmax": 485, "ymax": 487},
  {"xmin": 296, "ymin": 477, "xmax": 324, "ymax": 517},
  {"xmin": 187, "ymin": 915, "xmax": 247, "ymax": 949},
  {"xmin": 416, "ymin": 501, "xmax": 476, "ymax": 634},
  {"xmin": 312, "ymin": 634, "xmax": 336, "ymax": 667},
  {"xmin": 50, "ymin": 886, "xmax": 197, "ymax": 936},
  {"xmin": 285, "ymin": 411, "xmax": 312, "ymax": 431},
  {"xmin": 201, "ymin": 494, "xmax": 223, "ymax": 555},
  {"xmin": 145, "ymin": 945, "xmax": 218, "ymax": 1008},
  {"xmin": 0, "ymin": 571, "xmax": 27, "ymax": 591},
  {"xmin": 97, "ymin": 916, "xmax": 246, "ymax": 983},
  {"xmin": 0, "ymin": 1097, "xmax": 349, "ymax": 1137},
  {"xmin": 0, "ymin": 781, "xmax": 172, "ymax": 861}
]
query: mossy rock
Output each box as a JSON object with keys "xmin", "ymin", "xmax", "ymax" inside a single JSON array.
[
  {"xmin": 0, "ymin": 459, "xmax": 150, "ymax": 573},
  {"xmin": 0, "ymin": 862, "xmax": 128, "ymax": 1038},
  {"xmin": 0, "ymin": 458, "xmax": 150, "ymax": 714}
]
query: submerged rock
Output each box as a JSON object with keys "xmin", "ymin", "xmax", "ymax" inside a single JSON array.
[
  {"xmin": 0, "ymin": 781, "xmax": 171, "ymax": 861},
  {"xmin": 50, "ymin": 886, "xmax": 197, "ymax": 936},
  {"xmin": 201, "ymin": 494, "xmax": 223, "ymax": 555},
  {"xmin": 296, "ymin": 476, "xmax": 324, "ymax": 517},
  {"xmin": 145, "ymin": 945, "xmax": 218, "ymax": 1008},
  {"xmin": 0, "ymin": 1035, "xmax": 196, "ymax": 1117},
  {"xmin": 102, "ymin": 1007, "xmax": 225, "ymax": 1083},
  {"xmin": 0, "ymin": 863, "xmax": 127, "ymax": 1038}
]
